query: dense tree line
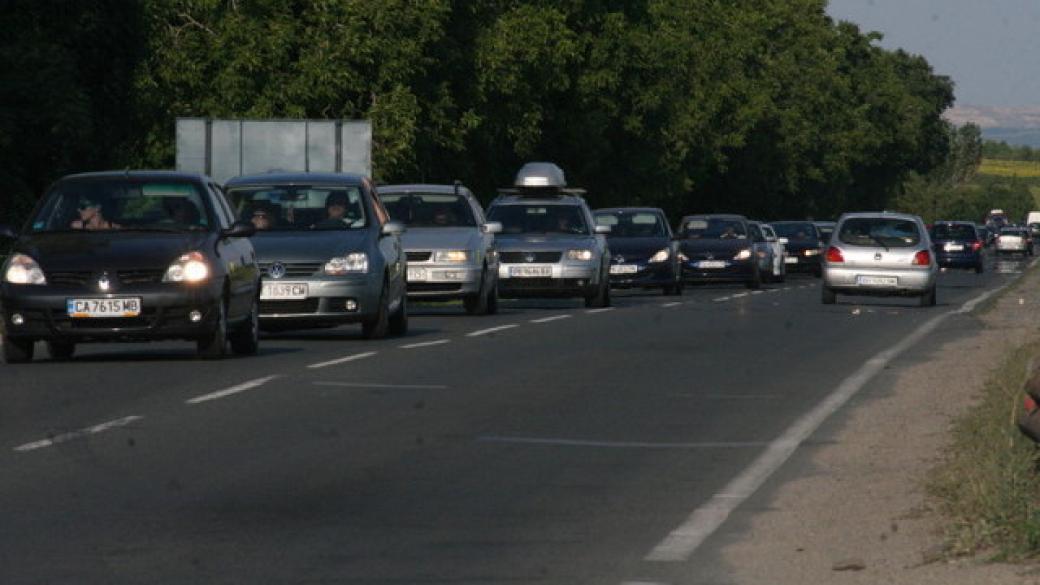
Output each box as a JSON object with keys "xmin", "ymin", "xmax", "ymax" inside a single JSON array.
[
  {"xmin": 982, "ymin": 140, "xmax": 1040, "ymax": 162},
  {"xmin": 2, "ymin": 0, "xmax": 957, "ymax": 228}
]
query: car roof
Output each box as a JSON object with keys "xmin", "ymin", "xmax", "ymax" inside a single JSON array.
[
  {"xmin": 378, "ymin": 183, "xmax": 470, "ymax": 195},
  {"xmin": 59, "ymin": 170, "xmax": 209, "ymax": 183},
  {"xmin": 771, "ymin": 220, "xmax": 816, "ymax": 224},
  {"xmin": 594, "ymin": 207, "xmax": 664, "ymax": 214},
  {"xmin": 679, "ymin": 213, "xmax": 748, "ymax": 221},
  {"xmin": 837, "ymin": 211, "xmax": 922, "ymax": 222},
  {"xmin": 225, "ymin": 172, "xmax": 368, "ymax": 187},
  {"xmin": 491, "ymin": 193, "xmax": 586, "ymax": 206},
  {"xmin": 933, "ymin": 220, "xmax": 976, "ymax": 226}
]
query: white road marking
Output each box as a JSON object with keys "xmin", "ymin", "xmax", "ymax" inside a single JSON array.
[
  {"xmin": 400, "ymin": 339, "xmax": 451, "ymax": 349},
  {"xmin": 313, "ymin": 381, "xmax": 448, "ymax": 390},
  {"xmin": 661, "ymin": 302, "xmax": 682, "ymax": 307},
  {"xmin": 478, "ymin": 436, "xmax": 767, "ymax": 449},
  {"xmin": 14, "ymin": 415, "xmax": 143, "ymax": 452},
  {"xmin": 306, "ymin": 351, "xmax": 377, "ymax": 369},
  {"xmin": 766, "ymin": 289, "xmax": 779, "ymax": 293},
  {"xmin": 530, "ymin": 314, "xmax": 573, "ymax": 324},
  {"xmin": 466, "ymin": 324, "xmax": 519, "ymax": 337},
  {"xmin": 731, "ymin": 292, "xmax": 749, "ymax": 298},
  {"xmin": 185, "ymin": 375, "xmax": 280, "ymax": 404},
  {"xmin": 644, "ymin": 277, "xmax": 1026, "ymax": 563},
  {"xmin": 713, "ymin": 296, "xmax": 731, "ymax": 302},
  {"xmin": 586, "ymin": 307, "xmax": 616, "ymax": 314},
  {"xmin": 751, "ymin": 290, "xmax": 764, "ymax": 295}
]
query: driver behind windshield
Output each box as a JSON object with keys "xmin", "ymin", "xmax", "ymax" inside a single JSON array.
[{"xmin": 313, "ymin": 192, "xmax": 360, "ymax": 229}]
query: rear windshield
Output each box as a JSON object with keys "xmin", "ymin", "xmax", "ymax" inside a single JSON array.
[
  {"xmin": 838, "ymin": 218, "xmax": 921, "ymax": 248},
  {"xmin": 30, "ymin": 180, "xmax": 212, "ymax": 233},
  {"xmin": 227, "ymin": 185, "xmax": 367, "ymax": 231},
  {"xmin": 594, "ymin": 211, "xmax": 667, "ymax": 238},
  {"xmin": 679, "ymin": 217, "xmax": 747, "ymax": 239},
  {"xmin": 487, "ymin": 204, "xmax": 589, "ymax": 235},
  {"xmin": 932, "ymin": 224, "xmax": 977, "ymax": 240},
  {"xmin": 771, "ymin": 222, "xmax": 819, "ymax": 241},
  {"xmin": 379, "ymin": 192, "xmax": 476, "ymax": 227},
  {"xmin": 1001, "ymin": 227, "xmax": 1027, "ymax": 235}
]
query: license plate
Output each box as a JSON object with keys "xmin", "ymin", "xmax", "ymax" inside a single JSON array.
[
  {"xmin": 944, "ymin": 243, "xmax": 964, "ymax": 251},
  {"xmin": 857, "ymin": 275, "xmax": 898, "ymax": 286},
  {"xmin": 785, "ymin": 256, "xmax": 799, "ymax": 264},
  {"xmin": 260, "ymin": 282, "xmax": 308, "ymax": 300},
  {"xmin": 510, "ymin": 265, "xmax": 552, "ymax": 277},
  {"xmin": 407, "ymin": 267, "xmax": 428, "ymax": 282},
  {"xmin": 697, "ymin": 260, "xmax": 727, "ymax": 269},
  {"xmin": 67, "ymin": 297, "xmax": 142, "ymax": 318},
  {"xmin": 610, "ymin": 264, "xmax": 639, "ymax": 275}
]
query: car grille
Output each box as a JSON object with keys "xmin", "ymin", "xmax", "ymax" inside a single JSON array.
[
  {"xmin": 260, "ymin": 298, "xmax": 321, "ymax": 314},
  {"xmin": 258, "ymin": 262, "xmax": 323, "ymax": 278},
  {"xmin": 406, "ymin": 251, "xmax": 432, "ymax": 262},
  {"xmin": 409, "ymin": 283, "xmax": 463, "ymax": 293},
  {"xmin": 500, "ymin": 251, "xmax": 562, "ymax": 263},
  {"xmin": 47, "ymin": 270, "xmax": 165, "ymax": 287},
  {"xmin": 117, "ymin": 269, "xmax": 165, "ymax": 285},
  {"xmin": 68, "ymin": 317, "xmax": 153, "ymax": 329},
  {"xmin": 48, "ymin": 271, "xmax": 92, "ymax": 287}
]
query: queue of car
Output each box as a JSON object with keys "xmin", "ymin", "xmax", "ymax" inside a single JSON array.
[{"xmin": 0, "ymin": 161, "xmax": 997, "ymax": 363}]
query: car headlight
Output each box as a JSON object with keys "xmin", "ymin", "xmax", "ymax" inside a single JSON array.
[
  {"xmin": 433, "ymin": 250, "xmax": 469, "ymax": 263},
  {"xmin": 163, "ymin": 251, "xmax": 210, "ymax": 283},
  {"xmin": 733, "ymin": 248, "xmax": 752, "ymax": 261},
  {"xmin": 804, "ymin": 249, "xmax": 820, "ymax": 256},
  {"xmin": 567, "ymin": 249, "xmax": 594, "ymax": 261},
  {"xmin": 325, "ymin": 253, "xmax": 368, "ymax": 275},
  {"xmin": 649, "ymin": 248, "xmax": 670, "ymax": 263},
  {"xmin": 4, "ymin": 254, "xmax": 47, "ymax": 285}
]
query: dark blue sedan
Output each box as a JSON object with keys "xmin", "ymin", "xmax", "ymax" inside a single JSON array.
[
  {"xmin": 931, "ymin": 221, "xmax": 984, "ymax": 273},
  {"xmin": 593, "ymin": 207, "xmax": 681, "ymax": 295}
]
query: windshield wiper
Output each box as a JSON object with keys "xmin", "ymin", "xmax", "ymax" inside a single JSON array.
[{"xmin": 868, "ymin": 234, "xmax": 890, "ymax": 251}]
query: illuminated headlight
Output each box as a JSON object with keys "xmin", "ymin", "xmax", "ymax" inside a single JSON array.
[
  {"xmin": 433, "ymin": 250, "xmax": 469, "ymax": 263},
  {"xmin": 649, "ymin": 248, "xmax": 670, "ymax": 263},
  {"xmin": 733, "ymin": 248, "xmax": 752, "ymax": 261},
  {"xmin": 325, "ymin": 253, "xmax": 368, "ymax": 275},
  {"xmin": 4, "ymin": 254, "xmax": 47, "ymax": 285},
  {"xmin": 804, "ymin": 249, "xmax": 821, "ymax": 256},
  {"xmin": 567, "ymin": 249, "xmax": 594, "ymax": 261},
  {"xmin": 678, "ymin": 252, "xmax": 689, "ymax": 262},
  {"xmin": 163, "ymin": 252, "xmax": 210, "ymax": 283}
]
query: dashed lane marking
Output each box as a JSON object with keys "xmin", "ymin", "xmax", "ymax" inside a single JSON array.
[
  {"xmin": 306, "ymin": 351, "xmax": 378, "ymax": 370},
  {"xmin": 185, "ymin": 375, "xmax": 280, "ymax": 404},
  {"xmin": 400, "ymin": 339, "xmax": 451, "ymax": 349},
  {"xmin": 14, "ymin": 415, "xmax": 144, "ymax": 452},
  {"xmin": 530, "ymin": 314, "xmax": 573, "ymax": 324},
  {"xmin": 661, "ymin": 302, "xmax": 682, "ymax": 307},
  {"xmin": 713, "ymin": 296, "xmax": 731, "ymax": 302},
  {"xmin": 586, "ymin": 307, "xmax": 616, "ymax": 314},
  {"xmin": 466, "ymin": 324, "xmax": 519, "ymax": 337}
]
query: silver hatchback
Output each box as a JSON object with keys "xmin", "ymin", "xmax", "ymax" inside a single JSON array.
[{"xmin": 822, "ymin": 212, "xmax": 938, "ymax": 306}]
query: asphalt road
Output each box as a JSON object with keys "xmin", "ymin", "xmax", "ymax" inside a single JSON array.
[{"xmin": 0, "ymin": 255, "xmax": 1030, "ymax": 584}]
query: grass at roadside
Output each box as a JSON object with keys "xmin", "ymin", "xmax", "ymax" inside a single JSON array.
[
  {"xmin": 928, "ymin": 339, "xmax": 1040, "ymax": 560},
  {"xmin": 979, "ymin": 159, "xmax": 1040, "ymax": 179}
]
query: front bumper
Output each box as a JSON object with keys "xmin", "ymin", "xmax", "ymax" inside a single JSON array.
[
  {"xmin": 608, "ymin": 261, "xmax": 675, "ymax": 288},
  {"xmin": 822, "ymin": 265, "xmax": 935, "ymax": 295},
  {"xmin": 497, "ymin": 263, "xmax": 599, "ymax": 298},
  {"xmin": 681, "ymin": 259, "xmax": 755, "ymax": 283},
  {"xmin": 258, "ymin": 275, "xmax": 383, "ymax": 326},
  {"xmin": 406, "ymin": 263, "xmax": 482, "ymax": 299}
]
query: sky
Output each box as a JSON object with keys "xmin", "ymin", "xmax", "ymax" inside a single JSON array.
[{"xmin": 826, "ymin": 0, "xmax": 1040, "ymax": 109}]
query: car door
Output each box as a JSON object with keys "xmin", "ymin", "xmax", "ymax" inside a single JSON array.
[
  {"xmin": 748, "ymin": 223, "xmax": 772, "ymax": 272},
  {"xmin": 369, "ymin": 183, "xmax": 405, "ymax": 303},
  {"xmin": 470, "ymin": 192, "xmax": 497, "ymax": 278},
  {"xmin": 208, "ymin": 181, "xmax": 256, "ymax": 319}
]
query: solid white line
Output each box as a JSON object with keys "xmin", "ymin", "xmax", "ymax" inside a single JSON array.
[
  {"xmin": 466, "ymin": 324, "xmax": 519, "ymax": 337},
  {"xmin": 14, "ymin": 415, "xmax": 144, "ymax": 452},
  {"xmin": 530, "ymin": 314, "xmax": 573, "ymax": 324},
  {"xmin": 185, "ymin": 375, "xmax": 280, "ymax": 404},
  {"xmin": 586, "ymin": 307, "xmax": 616, "ymax": 314},
  {"xmin": 306, "ymin": 351, "xmax": 377, "ymax": 369},
  {"xmin": 661, "ymin": 302, "xmax": 682, "ymax": 307},
  {"xmin": 478, "ymin": 436, "xmax": 767, "ymax": 449},
  {"xmin": 400, "ymin": 339, "xmax": 451, "ymax": 349},
  {"xmin": 644, "ymin": 277, "xmax": 1023, "ymax": 563},
  {"xmin": 313, "ymin": 381, "xmax": 448, "ymax": 390}
]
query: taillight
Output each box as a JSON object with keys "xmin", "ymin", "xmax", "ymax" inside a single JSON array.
[
  {"xmin": 912, "ymin": 250, "xmax": 931, "ymax": 266},
  {"xmin": 1026, "ymin": 394, "xmax": 1038, "ymax": 413},
  {"xmin": 971, "ymin": 241, "xmax": 983, "ymax": 251},
  {"xmin": 825, "ymin": 246, "xmax": 844, "ymax": 263}
]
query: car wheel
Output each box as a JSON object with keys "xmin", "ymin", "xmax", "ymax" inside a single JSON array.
[
  {"xmin": 813, "ymin": 265, "xmax": 823, "ymax": 278},
  {"xmin": 389, "ymin": 291, "xmax": 408, "ymax": 336},
  {"xmin": 486, "ymin": 282, "xmax": 500, "ymax": 314},
  {"xmin": 2, "ymin": 336, "xmax": 34, "ymax": 364},
  {"xmin": 745, "ymin": 266, "xmax": 761, "ymax": 290},
  {"xmin": 585, "ymin": 277, "xmax": 610, "ymax": 308},
  {"xmin": 464, "ymin": 269, "xmax": 491, "ymax": 315},
  {"xmin": 197, "ymin": 300, "xmax": 228, "ymax": 359},
  {"xmin": 47, "ymin": 340, "xmax": 75, "ymax": 361},
  {"xmin": 362, "ymin": 282, "xmax": 390, "ymax": 340},
  {"xmin": 920, "ymin": 286, "xmax": 937, "ymax": 307},
  {"xmin": 975, "ymin": 262, "xmax": 984, "ymax": 274},
  {"xmin": 821, "ymin": 286, "xmax": 837, "ymax": 305},
  {"xmin": 229, "ymin": 296, "xmax": 260, "ymax": 356}
]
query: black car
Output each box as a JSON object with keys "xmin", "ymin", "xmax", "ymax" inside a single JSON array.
[
  {"xmin": 676, "ymin": 214, "xmax": 763, "ymax": 289},
  {"xmin": 0, "ymin": 171, "xmax": 260, "ymax": 363},
  {"xmin": 770, "ymin": 221, "xmax": 824, "ymax": 277},
  {"xmin": 593, "ymin": 207, "xmax": 681, "ymax": 295},
  {"xmin": 930, "ymin": 221, "xmax": 984, "ymax": 273}
]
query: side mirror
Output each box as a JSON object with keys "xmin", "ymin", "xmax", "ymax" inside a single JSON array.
[
  {"xmin": 482, "ymin": 221, "xmax": 503, "ymax": 235},
  {"xmin": 221, "ymin": 221, "xmax": 255, "ymax": 239},
  {"xmin": 594, "ymin": 224, "xmax": 611, "ymax": 234},
  {"xmin": 0, "ymin": 225, "xmax": 17, "ymax": 240},
  {"xmin": 778, "ymin": 237, "xmax": 789, "ymax": 245},
  {"xmin": 381, "ymin": 221, "xmax": 406, "ymax": 237}
]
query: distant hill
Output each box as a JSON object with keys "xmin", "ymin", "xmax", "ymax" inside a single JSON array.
[
  {"xmin": 945, "ymin": 105, "xmax": 1040, "ymax": 147},
  {"xmin": 980, "ymin": 128, "xmax": 1040, "ymax": 148}
]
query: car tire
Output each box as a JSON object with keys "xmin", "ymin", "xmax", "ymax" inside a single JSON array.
[
  {"xmin": 2, "ymin": 336, "xmax": 34, "ymax": 364},
  {"xmin": 821, "ymin": 286, "xmax": 837, "ymax": 305},
  {"xmin": 47, "ymin": 340, "xmax": 75, "ymax": 361},
  {"xmin": 362, "ymin": 283, "xmax": 390, "ymax": 340},
  {"xmin": 197, "ymin": 300, "xmax": 228, "ymax": 359},
  {"xmin": 229, "ymin": 296, "xmax": 260, "ymax": 356},
  {"xmin": 920, "ymin": 286, "xmax": 937, "ymax": 307},
  {"xmin": 585, "ymin": 276, "xmax": 610, "ymax": 308},
  {"xmin": 745, "ymin": 266, "xmax": 761, "ymax": 290},
  {"xmin": 486, "ymin": 282, "xmax": 500, "ymax": 314},
  {"xmin": 975, "ymin": 262, "xmax": 984, "ymax": 274},
  {"xmin": 464, "ymin": 269, "xmax": 491, "ymax": 315},
  {"xmin": 813, "ymin": 266, "xmax": 823, "ymax": 278},
  {"xmin": 389, "ymin": 291, "xmax": 408, "ymax": 336}
]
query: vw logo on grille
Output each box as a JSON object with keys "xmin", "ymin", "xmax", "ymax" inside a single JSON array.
[
  {"xmin": 97, "ymin": 274, "xmax": 111, "ymax": 291},
  {"xmin": 705, "ymin": 252, "xmax": 714, "ymax": 260},
  {"xmin": 269, "ymin": 262, "xmax": 287, "ymax": 279},
  {"xmin": 524, "ymin": 253, "xmax": 536, "ymax": 263},
  {"xmin": 874, "ymin": 253, "xmax": 883, "ymax": 261},
  {"xmin": 614, "ymin": 255, "xmax": 625, "ymax": 264}
]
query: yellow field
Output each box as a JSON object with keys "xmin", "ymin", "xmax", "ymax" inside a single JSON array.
[{"xmin": 979, "ymin": 158, "xmax": 1040, "ymax": 178}]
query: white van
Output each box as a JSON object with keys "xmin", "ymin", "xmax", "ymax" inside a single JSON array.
[{"xmin": 1026, "ymin": 211, "xmax": 1040, "ymax": 227}]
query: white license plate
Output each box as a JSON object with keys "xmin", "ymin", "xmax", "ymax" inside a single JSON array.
[
  {"xmin": 785, "ymin": 256, "xmax": 799, "ymax": 264},
  {"xmin": 697, "ymin": 260, "xmax": 727, "ymax": 269},
  {"xmin": 407, "ymin": 267, "xmax": 428, "ymax": 282},
  {"xmin": 857, "ymin": 275, "xmax": 898, "ymax": 286},
  {"xmin": 510, "ymin": 265, "xmax": 552, "ymax": 278},
  {"xmin": 67, "ymin": 297, "xmax": 142, "ymax": 318},
  {"xmin": 260, "ymin": 282, "xmax": 308, "ymax": 300},
  {"xmin": 610, "ymin": 264, "xmax": 639, "ymax": 275},
  {"xmin": 944, "ymin": 243, "xmax": 964, "ymax": 251}
]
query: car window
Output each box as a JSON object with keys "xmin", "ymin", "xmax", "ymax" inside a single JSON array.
[
  {"xmin": 679, "ymin": 217, "xmax": 747, "ymax": 239},
  {"xmin": 380, "ymin": 192, "xmax": 477, "ymax": 227},
  {"xmin": 487, "ymin": 204, "xmax": 589, "ymax": 235},
  {"xmin": 772, "ymin": 222, "xmax": 819, "ymax": 241},
  {"xmin": 838, "ymin": 218, "xmax": 921, "ymax": 248},
  {"xmin": 761, "ymin": 226, "xmax": 776, "ymax": 239},
  {"xmin": 208, "ymin": 182, "xmax": 234, "ymax": 229},
  {"xmin": 593, "ymin": 211, "xmax": 667, "ymax": 238},
  {"xmin": 30, "ymin": 180, "xmax": 212, "ymax": 233},
  {"xmin": 932, "ymin": 224, "xmax": 977, "ymax": 240},
  {"xmin": 228, "ymin": 185, "xmax": 367, "ymax": 231}
]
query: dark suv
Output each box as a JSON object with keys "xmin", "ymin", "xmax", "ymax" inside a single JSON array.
[{"xmin": 931, "ymin": 221, "xmax": 984, "ymax": 273}]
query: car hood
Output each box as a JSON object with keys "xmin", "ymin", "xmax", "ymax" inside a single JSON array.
[
  {"xmin": 495, "ymin": 233, "xmax": 598, "ymax": 251},
  {"xmin": 402, "ymin": 227, "xmax": 481, "ymax": 251},
  {"xmin": 677, "ymin": 238, "xmax": 752, "ymax": 256},
  {"xmin": 17, "ymin": 231, "xmax": 212, "ymax": 272},
  {"xmin": 605, "ymin": 237, "xmax": 670, "ymax": 260},
  {"xmin": 250, "ymin": 230, "xmax": 370, "ymax": 262}
]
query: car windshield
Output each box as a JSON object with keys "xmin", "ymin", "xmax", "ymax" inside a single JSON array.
[
  {"xmin": 594, "ymin": 211, "xmax": 666, "ymax": 238},
  {"xmin": 771, "ymin": 222, "xmax": 819, "ymax": 241},
  {"xmin": 30, "ymin": 180, "xmax": 212, "ymax": 233},
  {"xmin": 679, "ymin": 217, "xmax": 747, "ymax": 239},
  {"xmin": 1001, "ymin": 227, "xmax": 1027, "ymax": 235},
  {"xmin": 228, "ymin": 185, "xmax": 367, "ymax": 231},
  {"xmin": 932, "ymin": 224, "xmax": 977, "ymax": 240},
  {"xmin": 838, "ymin": 218, "xmax": 921, "ymax": 248},
  {"xmin": 379, "ymin": 192, "xmax": 476, "ymax": 227},
  {"xmin": 488, "ymin": 204, "xmax": 589, "ymax": 235}
]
